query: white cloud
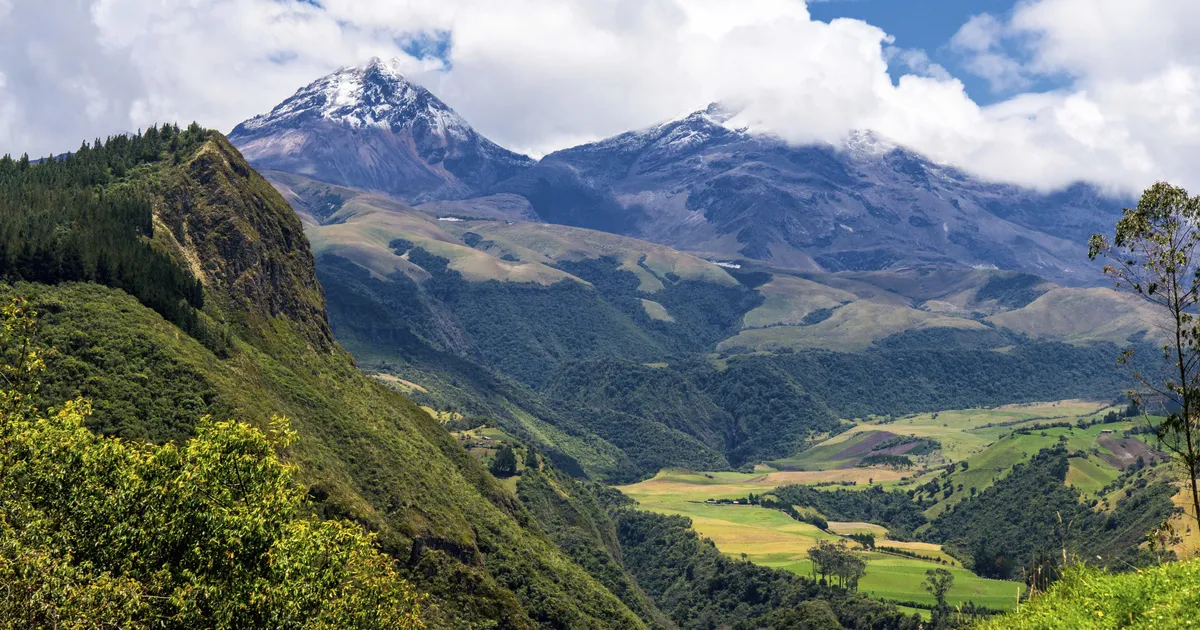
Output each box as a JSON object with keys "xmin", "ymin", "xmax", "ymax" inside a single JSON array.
[
  {"xmin": 0, "ymin": 0, "xmax": 1198, "ymax": 195},
  {"xmin": 949, "ymin": 14, "xmax": 1032, "ymax": 93},
  {"xmin": 886, "ymin": 47, "xmax": 952, "ymax": 82}
]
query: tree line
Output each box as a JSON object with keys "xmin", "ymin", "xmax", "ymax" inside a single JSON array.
[{"xmin": 0, "ymin": 125, "xmax": 216, "ymax": 347}]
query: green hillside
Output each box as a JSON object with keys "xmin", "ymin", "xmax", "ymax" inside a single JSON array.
[
  {"xmin": 977, "ymin": 559, "xmax": 1200, "ymax": 629},
  {"xmin": 0, "ymin": 129, "xmax": 653, "ymax": 629}
]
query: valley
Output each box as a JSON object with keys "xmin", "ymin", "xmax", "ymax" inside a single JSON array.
[
  {"xmin": 615, "ymin": 400, "xmax": 1180, "ymax": 615},
  {"xmin": 1, "ymin": 51, "xmax": 1195, "ymax": 629}
]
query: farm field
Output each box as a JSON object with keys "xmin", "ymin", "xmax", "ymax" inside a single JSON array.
[
  {"xmin": 616, "ymin": 399, "xmax": 1177, "ymax": 611},
  {"xmin": 618, "ymin": 472, "xmax": 1022, "ymax": 610}
]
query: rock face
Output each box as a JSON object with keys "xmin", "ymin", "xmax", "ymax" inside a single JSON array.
[
  {"xmin": 230, "ymin": 58, "xmax": 534, "ymax": 204},
  {"xmin": 496, "ymin": 104, "xmax": 1127, "ymax": 285},
  {"xmin": 154, "ymin": 132, "xmax": 333, "ymax": 348}
]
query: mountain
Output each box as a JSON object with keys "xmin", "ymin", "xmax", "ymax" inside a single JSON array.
[
  {"xmin": 495, "ymin": 104, "xmax": 1127, "ymax": 286},
  {"xmin": 2, "ymin": 125, "xmax": 941, "ymax": 629},
  {"xmin": 0, "ymin": 127, "xmax": 654, "ymax": 629},
  {"xmin": 234, "ymin": 66, "xmax": 1127, "ymax": 286},
  {"xmin": 274, "ymin": 178, "xmax": 1155, "ymax": 475},
  {"xmin": 229, "ymin": 58, "xmax": 534, "ymax": 203}
]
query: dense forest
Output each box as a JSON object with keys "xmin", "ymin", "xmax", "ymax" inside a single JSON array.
[
  {"xmin": 925, "ymin": 446, "xmax": 1177, "ymax": 578},
  {"xmin": 0, "ymin": 126, "xmax": 213, "ymax": 345}
]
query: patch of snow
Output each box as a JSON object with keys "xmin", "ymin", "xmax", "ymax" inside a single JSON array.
[
  {"xmin": 235, "ymin": 57, "xmax": 476, "ymax": 143},
  {"xmin": 971, "ymin": 263, "xmax": 999, "ymax": 270},
  {"xmin": 842, "ymin": 130, "xmax": 897, "ymax": 159},
  {"xmin": 712, "ymin": 261, "xmax": 742, "ymax": 269},
  {"xmin": 942, "ymin": 222, "xmax": 949, "ymax": 233},
  {"xmin": 839, "ymin": 223, "xmax": 855, "ymax": 233},
  {"xmin": 437, "ymin": 216, "xmax": 464, "ymax": 222}
]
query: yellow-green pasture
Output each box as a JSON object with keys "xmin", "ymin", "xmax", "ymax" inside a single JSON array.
[{"xmin": 618, "ymin": 473, "xmax": 1022, "ymax": 610}]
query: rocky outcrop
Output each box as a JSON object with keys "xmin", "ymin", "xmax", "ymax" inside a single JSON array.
[{"xmin": 153, "ymin": 132, "xmax": 333, "ymax": 349}]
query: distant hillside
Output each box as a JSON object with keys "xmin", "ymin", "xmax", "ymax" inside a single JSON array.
[{"xmin": 271, "ymin": 174, "xmax": 1158, "ymax": 477}]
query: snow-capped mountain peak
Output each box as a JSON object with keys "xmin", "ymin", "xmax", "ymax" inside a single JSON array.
[
  {"xmin": 235, "ymin": 57, "xmax": 470, "ymax": 139},
  {"xmin": 230, "ymin": 59, "xmax": 533, "ymax": 203}
]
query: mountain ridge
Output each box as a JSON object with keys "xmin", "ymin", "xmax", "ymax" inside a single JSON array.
[{"xmin": 230, "ymin": 64, "xmax": 1128, "ymax": 285}]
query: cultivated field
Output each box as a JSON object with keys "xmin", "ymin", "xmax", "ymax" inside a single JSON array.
[
  {"xmin": 618, "ymin": 470, "xmax": 1021, "ymax": 609},
  {"xmin": 616, "ymin": 400, "xmax": 1181, "ymax": 610}
]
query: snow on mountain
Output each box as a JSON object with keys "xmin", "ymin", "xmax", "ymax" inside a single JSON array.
[
  {"xmin": 230, "ymin": 58, "xmax": 533, "ymax": 203},
  {"xmin": 494, "ymin": 103, "xmax": 1128, "ymax": 285}
]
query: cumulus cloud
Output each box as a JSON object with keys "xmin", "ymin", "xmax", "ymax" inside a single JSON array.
[
  {"xmin": 1, "ymin": 0, "xmax": 1199, "ymax": 194},
  {"xmin": 950, "ymin": 14, "xmax": 1032, "ymax": 93}
]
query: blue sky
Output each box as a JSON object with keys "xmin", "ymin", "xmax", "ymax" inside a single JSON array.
[{"xmin": 808, "ymin": 0, "xmax": 1066, "ymax": 103}]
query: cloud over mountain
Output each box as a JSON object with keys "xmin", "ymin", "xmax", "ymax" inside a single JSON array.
[{"xmin": 2, "ymin": 0, "xmax": 1199, "ymax": 194}]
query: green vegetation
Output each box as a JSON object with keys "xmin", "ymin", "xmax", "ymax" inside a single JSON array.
[
  {"xmin": 490, "ymin": 444, "xmax": 518, "ymax": 477},
  {"xmin": 0, "ymin": 125, "xmax": 217, "ymax": 348},
  {"xmin": 613, "ymin": 509, "xmax": 921, "ymax": 629},
  {"xmin": 0, "ymin": 130, "xmax": 656, "ymax": 629},
  {"xmin": 618, "ymin": 470, "xmax": 1020, "ymax": 611},
  {"xmin": 0, "ymin": 299, "xmax": 424, "ymax": 629},
  {"xmin": 1090, "ymin": 181, "xmax": 1200, "ymax": 535},
  {"xmin": 773, "ymin": 485, "xmax": 928, "ymax": 539},
  {"xmin": 976, "ymin": 560, "xmax": 1200, "ymax": 629},
  {"xmin": 516, "ymin": 470, "xmax": 673, "ymax": 629},
  {"xmin": 925, "ymin": 447, "xmax": 1176, "ymax": 577}
]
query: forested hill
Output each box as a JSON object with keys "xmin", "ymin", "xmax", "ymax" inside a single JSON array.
[{"xmin": 0, "ymin": 127, "xmax": 658, "ymax": 628}]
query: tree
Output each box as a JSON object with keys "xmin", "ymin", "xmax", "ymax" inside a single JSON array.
[
  {"xmin": 923, "ymin": 567, "xmax": 954, "ymax": 611},
  {"xmin": 0, "ymin": 299, "xmax": 425, "ymax": 628},
  {"xmin": 490, "ymin": 445, "xmax": 518, "ymax": 478},
  {"xmin": 806, "ymin": 540, "xmax": 864, "ymax": 590},
  {"xmin": 524, "ymin": 447, "xmax": 538, "ymax": 470},
  {"xmin": 1089, "ymin": 182, "xmax": 1200, "ymax": 529}
]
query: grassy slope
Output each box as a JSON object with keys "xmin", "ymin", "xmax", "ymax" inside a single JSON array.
[
  {"xmin": 11, "ymin": 133, "xmax": 649, "ymax": 630},
  {"xmin": 976, "ymin": 560, "xmax": 1200, "ymax": 629}
]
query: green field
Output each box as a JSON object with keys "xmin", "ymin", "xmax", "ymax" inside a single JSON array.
[
  {"xmin": 618, "ymin": 471, "xmax": 1022, "ymax": 610},
  {"xmin": 764, "ymin": 401, "xmax": 1158, "ymax": 518},
  {"xmin": 615, "ymin": 400, "xmax": 1178, "ymax": 611}
]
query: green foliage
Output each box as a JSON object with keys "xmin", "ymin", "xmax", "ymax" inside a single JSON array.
[
  {"xmin": 767, "ymin": 342, "xmax": 1148, "ymax": 420},
  {"xmin": 516, "ymin": 470, "xmax": 673, "ymax": 629},
  {"xmin": 6, "ymin": 283, "xmax": 226, "ymax": 443},
  {"xmin": 555, "ymin": 256, "xmax": 762, "ymax": 354},
  {"xmin": 682, "ymin": 358, "xmax": 842, "ymax": 465},
  {"xmin": 0, "ymin": 125, "xmax": 209, "ymax": 343},
  {"xmin": 0, "ymin": 404, "xmax": 424, "ymax": 628},
  {"xmin": 406, "ymin": 248, "xmax": 663, "ymax": 386},
  {"xmin": 1090, "ymin": 180, "xmax": 1200, "ymax": 533},
  {"xmin": 858, "ymin": 454, "xmax": 915, "ymax": 469},
  {"xmin": 490, "ymin": 445, "xmax": 518, "ymax": 478},
  {"xmin": 772, "ymin": 484, "xmax": 929, "ymax": 538},
  {"xmin": 923, "ymin": 568, "xmax": 954, "ymax": 609},
  {"xmin": 614, "ymin": 509, "xmax": 921, "ymax": 630},
  {"xmin": 0, "ymin": 300, "xmax": 423, "ymax": 628},
  {"xmin": 975, "ymin": 560, "xmax": 1200, "ymax": 629},
  {"xmin": 925, "ymin": 447, "xmax": 1176, "ymax": 578},
  {"xmin": 974, "ymin": 274, "xmax": 1047, "ymax": 309},
  {"xmin": 807, "ymin": 540, "xmax": 867, "ymax": 590}
]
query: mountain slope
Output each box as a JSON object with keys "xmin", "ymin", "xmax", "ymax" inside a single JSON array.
[
  {"xmin": 1, "ymin": 128, "xmax": 649, "ymax": 629},
  {"xmin": 496, "ymin": 106, "xmax": 1126, "ymax": 285},
  {"xmin": 230, "ymin": 58, "xmax": 534, "ymax": 203}
]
